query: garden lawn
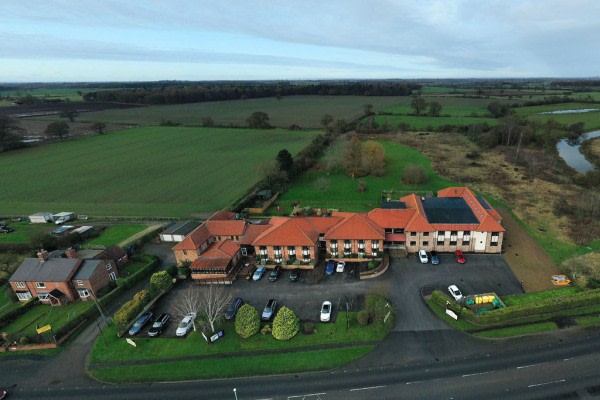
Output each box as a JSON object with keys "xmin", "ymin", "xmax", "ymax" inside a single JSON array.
[
  {"xmin": 90, "ymin": 345, "xmax": 374, "ymax": 382},
  {"xmin": 91, "ymin": 312, "xmax": 387, "ymax": 363},
  {"xmin": 3, "ymin": 301, "xmax": 94, "ymax": 337},
  {"xmin": 0, "ymin": 126, "xmax": 316, "ymax": 217},
  {"xmin": 277, "ymin": 141, "xmax": 457, "ymax": 212},
  {"xmin": 0, "ymin": 285, "xmax": 21, "ymax": 317},
  {"xmin": 84, "ymin": 225, "xmax": 146, "ymax": 248}
]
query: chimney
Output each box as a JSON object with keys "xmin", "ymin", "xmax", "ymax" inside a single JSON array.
[
  {"xmin": 37, "ymin": 249, "xmax": 49, "ymax": 262},
  {"xmin": 66, "ymin": 247, "xmax": 77, "ymax": 259}
]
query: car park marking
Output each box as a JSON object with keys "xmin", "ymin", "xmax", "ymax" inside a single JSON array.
[
  {"xmin": 349, "ymin": 385, "xmax": 386, "ymax": 391},
  {"xmin": 528, "ymin": 379, "xmax": 565, "ymax": 388}
]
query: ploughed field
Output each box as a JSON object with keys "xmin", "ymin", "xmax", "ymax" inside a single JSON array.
[{"xmin": 0, "ymin": 126, "xmax": 316, "ymax": 217}]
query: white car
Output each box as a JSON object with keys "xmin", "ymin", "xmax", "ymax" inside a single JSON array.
[
  {"xmin": 448, "ymin": 285, "xmax": 463, "ymax": 301},
  {"xmin": 336, "ymin": 261, "xmax": 345, "ymax": 273},
  {"xmin": 418, "ymin": 250, "xmax": 429, "ymax": 264},
  {"xmin": 320, "ymin": 301, "xmax": 332, "ymax": 322},
  {"xmin": 175, "ymin": 313, "xmax": 195, "ymax": 337}
]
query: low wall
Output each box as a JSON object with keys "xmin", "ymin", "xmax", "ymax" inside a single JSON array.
[{"xmin": 359, "ymin": 253, "xmax": 390, "ymax": 280}]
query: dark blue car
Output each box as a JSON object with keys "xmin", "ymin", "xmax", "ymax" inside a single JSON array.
[
  {"xmin": 325, "ymin": 260, "xmax": 335, "ymax": 275},
  {"xmin": 128, "ymin": 311, "xmax": 153, "ymax": 336}
]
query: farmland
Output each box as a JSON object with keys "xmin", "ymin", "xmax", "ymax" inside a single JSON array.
[
  {"xmin": 0, "ymin": 126, "xmax": 317, "ymax": 217},
  {"xmin": 31, "ymin": 95, "xmax": 407, "ymax": 128}
]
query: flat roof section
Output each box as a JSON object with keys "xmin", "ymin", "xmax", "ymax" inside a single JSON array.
[
  {"xmin": 162, "ymin": 220, "xmax": 201, "ymax": 236},
  {"xmin": 422, "ymin": 197, "xmax": 479, "ymax": 224},
  {"xmin": 476, "ymin": 195, "xmax": 492, "ymax": 210},
  {"xmin": 380, "ymin": 200, "xmax": 407, "ymax": 209}
]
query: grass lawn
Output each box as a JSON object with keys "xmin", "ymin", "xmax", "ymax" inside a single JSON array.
[
  {"xmin": 0, "ymin": 222, "xmax": 54, "ymax": 244},
  {"xmin": 473, "ymin": 322, "xmax": 558, "ymax": 338},
  {"xmin": 117, "ymin": 258, "xmax": 152, "ymax": 279},
  {"xmin": 502, "ymin": 287, "xmax": 581, "ymax": 307},
  {"xmin": 3, "ymin": 301, "xmax": 94, "ymax": 337},
  {"xmin": 516, "ymin": 103, "xmax": 600, "ymax": 131},
  {"xmin": 575, "ymin": 315, "xmax": 600, "ymax": 328},
  {"xmin": 0, "ymin": 285, "xmax": 21, "ymax": 317},
  {"xmin": 34, "ymin": 95, "xmax": 406, "ymax": 129},
  {"xmin": 84, "ymin": 225, "xmax": 146, "ymax": 248},
  {"xmin": 91, "ymin": 312, "xmax": 388, "ymax": 363},
  {"xmin": 277, "ymin": 141, "xmax": 457, "ymax": 212},
  {"xmin": 425, "ymin": 300, "xmax": 478, "ymax": 331},
  {"xmin": 90, "ymin": 345, "xmax": 374, "ymax": 382},
  {"xmin": 0, "ymin": 126, "xmax": 317, "ymax": 217}
]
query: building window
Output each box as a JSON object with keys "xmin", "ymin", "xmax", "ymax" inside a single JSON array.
[
  {"xmin": 372, "ymin": 240, "xmax": 380, "ymax": 249},
  {"xmin": 77, "ymin": 280, "xmax": 83, "ymax": 286},
  {"xmin": 490, "ymin": 242, "xmax": 498, "ymax": 246},
  {"xmin": 451, "ymin": 231, "xmax": 458, "ymax": 236},
  {"xmin": 288, "ymin": 246, "xmax": 296, "ymax": 255},
  {"xmin": 437, "ymin": 240, "xmax": 444, "ymax": 246},
  {"xmin": 410, "ymin": 232, "xmax": 416, "ymax": 237},
  {"xmin": 450, "ymin": 240, "xmax": 457, "ymax": 245},
  {"xmin": 410, "ymin": 241, "xmax": 416, "ymax": 246},
  {"xmin": 372, "ymin": 251, "xmax": 378, "ymax": 257},
  {"xmin": 109, "ymin": 272, "xmax": 117, "ymax": 280},
  {"xmin": 38, "ymin": 292, "xmax": 49, "ymax": 300},
  {"xmin": 15, "ymin": 282, "xmax": 26, "ymax": 288},
  {"xmin": 183, "ymin": 250, "xmax": 187, "ymax": 256},
  {"xmin": 385, "ymin": 228, "xmax": 392, "ymax": 234},
  {"xmin": 423, "ymin": 232, "xmax": 429, "ymax": 236},
  {"xmin": 16, "ymin": 292, "xmax": 32, "ymax": 301},
  {"xmin": 393, "ymin": 228, "xmax": 404, "ymax": 234},
  {"xmin": 78, "ymin": 288, "xmax": 90, "ymax": 298},
  {"xmin": 491, "ymin": 232, "xmax": 500, "ymax": 242},
  {"xmin": 423, "ymin": 241, "xmax": 429, "ymax": 246},
  {"xmin": 106, "ymin": 263, "xmax": 112, "ymax": 270},
  {"xmin": 330, "ymin": 241, "xmax": 338, "ymax": 249},
  {"xmin": 464, "ymin": 231, "xmax": 471, "ymax": 236},
  {"xmin": 462, "ymin": 240, "xmax": 470, "ymax": 245},
  {"xmin": 344, "ymin": 240, "xmax": 351, "ymax": 249},
  {"xmin": 302, "ymin": 246, "xmax": 310, "ymax": 256},
  {"xmin": 36, "ymin": 282, "xmax": 46, "ymax": 289},
  {"xmin": 358, "ymin": 240, "xmax": 365, "ymax": 250}
]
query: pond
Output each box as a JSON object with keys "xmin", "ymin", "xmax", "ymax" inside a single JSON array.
[
  {"xmin": 540, "ymin": 108, "xmax": 599, "ymax": 115},
  {"xmin": 556, "ymin": 130, "xmax": 600, "ymax": 173}
]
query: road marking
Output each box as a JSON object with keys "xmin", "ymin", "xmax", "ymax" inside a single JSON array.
[
  {"xmin": 517, "ymin": 362, "xmax": 547, "ymax": 369},
  {"xmin": 349, "ymin": 385, "xmax": 386, "ymax": 392},
  {"xmin": 288, "ymin": 393, "xmax": 326, "ymax": 399},
  {"xmin": 462, "ymin": 371, "xmax": 494, "ymax": 378},
  {"xmin": 528, "ymin": 379, "xmax": 566, "ymax": 388}
]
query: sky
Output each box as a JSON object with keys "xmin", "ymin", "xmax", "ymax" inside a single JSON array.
[{"xmin": 1, "ymin": 0, "xmax": 599, "ymax": 82}]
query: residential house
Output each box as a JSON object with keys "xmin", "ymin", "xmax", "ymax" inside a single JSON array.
[
  {"xmin": 71, "ymin": 259, "xmax": 119, "ymax": 301},
  {"xmin": 324, "ymin": 213, "xmax": 385, "ymax": 258}
]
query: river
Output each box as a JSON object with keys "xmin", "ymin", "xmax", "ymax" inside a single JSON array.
[{"xmin": 556, "ymin": 130, "xmax": 600, "ymax": 173}]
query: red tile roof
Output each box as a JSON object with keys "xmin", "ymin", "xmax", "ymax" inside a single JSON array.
[
  {"xmin": 324, "ymin": 213, "xmax": 385, "ymax": 240},
  {"xmin": 172, "ymin": 224, "xmax": 211, "ymax": 251},
  {"xmin": 385, "ymin": 233, "xmax": 406, "ymax": 241},
  {"xmin": 191, "ymin": 240, "xmax": 240, "ymax": 271},
  {"xmin": 477, "ymin": 215, "xmax": 505, "ymax": 232},
  {"xmin": 239, "ymin": 224, "xmax": 272, "ymax": 245},
  {"xmin": 367, "ymin": 208, "xmax": 416, "ymax": 228},
  {"xmin": 253, "ymin": 217, "xmax": 319, "ymax": 246},
  {"xmin": 204, "ymin": 220, "xmax": 246, "ymax": 236},
  {"xmin": 209, "ymin": 211, "xmax": 237, "ymax": 221}
]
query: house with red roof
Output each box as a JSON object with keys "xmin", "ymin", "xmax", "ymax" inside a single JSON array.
[{"xmin": 172, "ymin": 187, "xmax": 504, "ymax": 283}]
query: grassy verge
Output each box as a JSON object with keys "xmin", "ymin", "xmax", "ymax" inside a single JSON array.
[
  {"xmin": 575, "ymin": 315, "xmax": 600, "ymax": 328},
  {"xmin": 90, "ymin": 345, "xmax": 374, "ymax": 382},
  {"xmin": 502, "ymin": 287, "xmax": 582, "ymax": 307},
  {"xmin": 425, "ymin": 299, "xmax": 479, "ymax": 331},
  {"xmin": 84, "ymin": 225, "xmax": 146, "ymax": 248},
  {"xmin": 91, "ymin": 313, "xmax": 387, "ymax": 363},
  {"xmin": 473, "ymin": 322, "xmax": 558, "ymax": 338}
]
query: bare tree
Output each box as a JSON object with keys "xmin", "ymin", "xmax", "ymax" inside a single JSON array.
[
  {"xmin": 200, "ymin": 285, "xmax": 232, "ymax": 332},
  {"xmin": 171, "ymin": 286, "xmax": 203, "ymax": 332}
]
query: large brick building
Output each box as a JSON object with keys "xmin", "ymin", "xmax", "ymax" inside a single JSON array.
[{"xmin": 173, "ymin": 187, "xmax": 504, "ymax": 283}]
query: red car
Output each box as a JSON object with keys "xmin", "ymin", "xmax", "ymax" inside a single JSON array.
[{"xmin": 455, "ymin": 250, "xmax": 466, "ymax": 264}]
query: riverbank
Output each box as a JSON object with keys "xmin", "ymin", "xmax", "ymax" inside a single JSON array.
[{"xmin": 579, "ymin": 136, "xmax": 600, "ymax": 170}]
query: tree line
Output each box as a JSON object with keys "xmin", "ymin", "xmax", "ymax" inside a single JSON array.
[{"xmin": 82, "ymin": 81, "xmax": 421, "ymax": 105}]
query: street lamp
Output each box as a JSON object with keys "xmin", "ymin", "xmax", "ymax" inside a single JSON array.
[{"xmin": 233, "ymin": 388, "xmax": 238, "ymax": 400}]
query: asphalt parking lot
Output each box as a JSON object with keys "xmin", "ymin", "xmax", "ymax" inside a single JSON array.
[{"xmin": 132, "ymin": 247, "xmax": 523, "ymax": 337}]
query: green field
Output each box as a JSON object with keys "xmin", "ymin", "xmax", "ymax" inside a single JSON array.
[
  {"xmin": 0, "ymin": 222, "xmax": 54, "ymax": 244},
  {"xmin": 0, "ymin": 87, "xmax": 116, "ymax": 102},
  {"xmin": 277, "ymin": 141, "xmax": 456, "ymax": 212},
  {"xmin": 34, "ymin": 95, "xmax": 407, "ymax": 128},
  {"xmin": 84, "ymin": 225, "xmax": 146, "ymax": 248},
  {"xmin": 516, "ymin": 103, "xmax": 600, "ymax": 131},
  {"xmin": 0, "ymin": 126, "xmax": 317, "ymax": 217},
  {"xmin": 376, "ymin": 115, "xmax": 498, "ymax": 130}
]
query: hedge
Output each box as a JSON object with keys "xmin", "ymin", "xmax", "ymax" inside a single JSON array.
[{"xmin": 431, "ymin": 289, "xmax": 600, "ymax": 327}]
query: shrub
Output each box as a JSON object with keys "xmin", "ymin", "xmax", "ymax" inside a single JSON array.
[
  {"xmin": 166, "ymin": 265, "xmax": 178, "ymax": 277},
  {"xmin": 367, "ymin": 294, "xmax": 395, "ymax": 328},
  {"xmin": 357, "ymin": 310, "xmax": 370, "ymax": 326},
  {"xmin": 367, "ymin": 261, "xmax": 378, "ymax": 270},
  {"xmin": 303, "ymin": 322, "xmax": 315, "ymax": 334},
  {"xmin": 402, "ymin": 164, "xmax": 428, "ymax": 184},
  {"xmin": 260, "ymin": 324, "xmax": 272, "ymax": 335},
  {"xmin": 149, "ymin": 270, "xmax": 172, "ymax": 295},
  {"xmin": 235, "ymin": 304, "xmax": 260, "ymax": 338},
  {"xmin": 272, "ymin": 306, "xmax": 300, "ymax": 340},
  {"xmin": 19, "ymin": 336, "xmax": 30, "ymax": 346}
]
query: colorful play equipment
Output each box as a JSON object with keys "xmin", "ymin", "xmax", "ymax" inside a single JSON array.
[
  {"xmin": 551, "ymin": 275, "xmax": 571, "ymax": 285},
  {"xmin": 464, "ymin": 292, "xmax": 505, "ymax": 314}
]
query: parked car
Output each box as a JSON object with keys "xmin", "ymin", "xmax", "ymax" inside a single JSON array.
[
  {"xmin": 418, "ymin": 250, "xmax": 429, "ymax": 264},
  {"xmin": 336, "ymin": 261, "xmax": 346, "ymax": 273},
  {"xmin": 0, "ymin": 388, "xmax": 6, "ymax": 399},
  {"xmin": 320, "ymin": 301, "xmax": 332, "ymax": 322},
  {"xmin": 176, "ymin": 313, "xmax": 196, "ymax": 337},
  {"xmin": 455, "ymin": 250, "xmax": 466, "ymax": 264},
  {"xmin": 225, "ymin": 298, "xmax": 243, "ymax": 320},
  {"xmin": 0, "ymin": 226, "xmax": 14, "ymax": 233},
  {"xmin": 268, "ymin": 265, "xmax": 282, "ymax": 282},
  {"xmin": 448, "ymin": 284, "xmax": 463, "ymax": 301},
  {"xmin": 325, "ymin": 260, "xmax": 335, "ymax": 275},
  {"xmin": 252, "ymin": 266, "xmax": 266, "ymax": 281},
  {"xmin": 430, "ymin": 250, "xmax": 440, "ymax": 265},
  {"xmin": 128, "ymin": 311, "xmax": 154, "ymax": 336},
  {"xmin": 289, "ymin": 268, "xmax": 301, "ymax": 282},
  {"xmin": 261, "ymin": 299, "xmax": 278, "ymax": 321},
  {"xmin": 148, "ymin": 313, "xmax": 171, "ymax": 337}
]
